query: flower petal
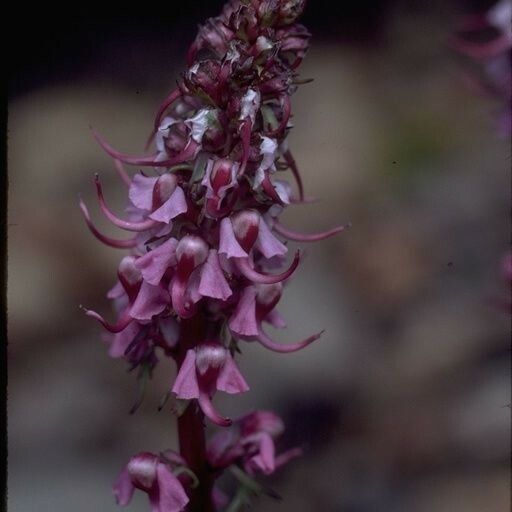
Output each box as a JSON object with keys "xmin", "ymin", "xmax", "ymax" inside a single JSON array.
[
  {"xmin": 156, "ymin": 463, "xmax": 189, "ymax": 512},
  {"xmin": 129, "ymin": 174, "xmax": 158, "ymax": 211},
  {"xmin": 172, "ymin": 350, "xmax": 200, "ymax": 399},
  {"xmin": 228, "ymin": 286, "xmax": 259, "ymax": 337},
  {"xmin": 130, "ymin": 281, "xmax": 170, "ymax": 320},
  {"xmin": 250, "ymin": 433, "xmax": 275, "ymax": 474},
  {"xmin": 218, "ymin": 218, "xmax": 247, "ymax": 259},
  {"xmin": 217, "ymin": 355, "xmax": 249, "ymax": 394},
  {"xmin": 135, "ymin": 238, "xmax": 178, "ymax": 285},
  {"xmin": 255, "ymin": 217, "xmax": 287, "ymax": 258},
  {"xmin": 199, "ymin": 249, "xmax": 232, "ymax": 300},
  {"xmin": 149, "ymin": 187, "xmax": 188, "ymax": 223},
  {"xmin": 113, "ymin": 468, "xmax": 135, "ymax": 506},
  {"xmin": 109, "ymin": 322, "xmax": 141, "ymax": 358},
  {"xmin": 264, "ymin": 309, "xmax": 287, "ymax": 329}
]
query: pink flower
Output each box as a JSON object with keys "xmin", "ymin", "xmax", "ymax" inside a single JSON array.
[
  {"xmin": 207, "ymin": 410, "xmax": 302, "ymax": 475},
  {"xmin": 172, "ymin": 342, "xmax": 249, "ymax": 426},
  {"xmin": 113, "ymin": 452, "xmax": 189, "ymax": 512}
]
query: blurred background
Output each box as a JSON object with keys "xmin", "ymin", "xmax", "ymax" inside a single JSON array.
[{"xmin": 7, "ymin": 1, "xmax": 511, "ymax": 511}]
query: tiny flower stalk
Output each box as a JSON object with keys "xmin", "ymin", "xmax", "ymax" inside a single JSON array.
[{"xmin": 81, "ymin": 1, "xmax": 347, "ymax": 510}]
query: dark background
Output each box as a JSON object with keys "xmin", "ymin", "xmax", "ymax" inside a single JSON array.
[{"xmin": 8, "ymin": 1, "xmax": 510, "ymax": 511}]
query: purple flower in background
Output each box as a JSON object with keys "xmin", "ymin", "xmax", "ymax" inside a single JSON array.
[
  {"xmin": 81, "ymin": 1, "xmax": 346, "ymax": 509},
  {"xmin": 207, "ymin": 410, "xmax": 302, "ymax": 475},
  {"xmin": 452, "ymin": 0, "xmax": 512, "ymax": 135}
]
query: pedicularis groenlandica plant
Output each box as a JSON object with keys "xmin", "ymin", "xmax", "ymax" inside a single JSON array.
[{"xmin": 81, "ymin": 1, "xmax": 346, "ymax": 510}]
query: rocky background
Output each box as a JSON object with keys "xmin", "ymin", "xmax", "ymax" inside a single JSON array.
[{"xmin": 7, "ymin": 1, "xmax": 510, "ymax": 511}]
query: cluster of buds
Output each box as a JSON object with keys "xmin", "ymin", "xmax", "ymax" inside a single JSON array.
[
  {"xmin": 81, "ymin": 1, "xmax": 344, "ymax": 510},
  {"xmin": 452, "ymin": 0, "xmax": 511, "ymax": 135}
]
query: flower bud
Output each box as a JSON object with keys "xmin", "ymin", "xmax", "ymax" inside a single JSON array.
[
  {"xmin": 127, "ymin": 452, "xmax": 158, "ymax": 491},
  {"xmin": 152, "ymin": 173, "xmax": 178, "ymax": 209},
  {"xmin": 176, "ymin": 235, "xmax": 209, "ymax": 278},
  {"xmin": 255, "ymin": 282, "xmax": 283, "ymax": 316},
  {"xmin": 118, "ymin": 255, "xmax": 143, "ymax": 301},
  {"xmin": 240, "ymin": 410, "xmax": 284, "ymax": 438},
  {"xmin": 231, "ymin": 210, "xmax": 261, "ymax": 252},
  {"xmin": 184, "ymin": 60, "xmax": 223, "ymax": 102}
]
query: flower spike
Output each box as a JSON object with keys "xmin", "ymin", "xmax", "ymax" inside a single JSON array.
[{"xmin": 81, "ymin": 2, "xmax": 343, "ymax": 509}]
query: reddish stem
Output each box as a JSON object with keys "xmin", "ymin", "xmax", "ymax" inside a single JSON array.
[{"xmin": 176, "ymin": 318, "xmax": 215, "ymax": 512}]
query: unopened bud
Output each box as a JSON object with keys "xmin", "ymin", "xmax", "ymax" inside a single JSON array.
[
  {"xmin": 127, "ymin": 452, "xmax": 158, "ymax": 491},
  {"xmin": 152, "ymin": 173, "xmax": 178, "ymax": 209},
  {"xmin": 231, "ymin": 210, "xmax": 261, "ymax": 252}
]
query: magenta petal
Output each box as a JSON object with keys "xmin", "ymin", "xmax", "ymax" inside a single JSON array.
[
  {"xmin": 252, "ymin": 433, "xmax": 275, "ymax": 474},
  {"xmin": 79, "ymin": 199, "xmax": 138, "ymax": 249},
  {"xmin": 109, "ymin": 322, "xmax": 141, "ymax": 358},
  {"xmin": 217, "ymin": 355, "xmax": 249, "ymax": 394},
  {"xmin": 235, "ymin": 253, "xmax": 300, "ymax": 284},
  {"xmin": 95, "ymin": 176, "xmax": 159, "ymax": 232},
  {"xmin": 156, "ymin": 463, "xmax": 189, "ymax": 512},
  {"xmin": 198, "ymin": 391, "xmax": 232, "ymax": 426},
  {"xmin": 264, "ymin": 309, "xmax": 287, "ymax": 329},
  {"xmin": 199, "ymin": 249, "xmax": 232, "ymax": 300},
  {"xmin": 228, "ymin": 286, "xmax": 259, "ymax": 336},
  {"xmin": 149, "ymin": 187, "xmax": 188, "ymax": 223},
  {"xmin": 255, "ymin": 218, "xmax": 287, "ymax": 258},
  {"xmin": 92, "ymin": 129, "xmax": 162, "ymax": 166},
  {"xmin": 218, "ymin": 217, "xmax": 247, "ymax": 259},
  {"xmin": 274, "ymin": 447, "xmax": 303, "ymax": 470},
  {"xmin": 273, "ymin": 220, "xmax": 347, "ymax": 242},
  {"xmin": 114, "ymin": 159, "xmax": 131, "ymax": 187},
  {"xmin": 135, "ymin": 238, "xmax": 178, "ymax": 285},
  {"xmin": 154, "ymin": 87, "xmax": 182, "ymax": 131},
  {"xmin": 129, "ymin": 174, "xmax": 158, "ymax": 211},
  {"xmin": 84, "ymin": 308, "xmax": 133, "ymax": 333},
  {"xmin": 283, "ymin": 149, "xmax": 304, "ymax": 200},
  {"xmin": 107, "ymin": 281, "xmax": 125, "ymax": 299},
  {"xmin": 256, "ymin": 327, "xmax": 323, "ymax": 353},
  {"xmin": 130, "ymin": 281, "xmax": 170, "ymax": 320},
  {"xmin": 113, "ymin": 468, "xmax": 135, "ymax": 506},
  {"xmin": 172, "ymin": 350, "xmax": 199, "ymax": 399}
]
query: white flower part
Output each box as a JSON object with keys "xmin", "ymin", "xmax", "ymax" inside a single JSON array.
[
  {"xmin": 175, "ymin": 100, "xmax": 193, "ymax": 117},
  {"xmin": 240, "ymin": 88, "xmax": 261, "ymax": 124},
  {"xmin": 185, "ymin": 108, "xmax": 213, "ymax": 143},
  {"xmin": 253, "ymin": 136, "xmax": 278, "ymax": 189},
  {"xmin": 255, "ymin": 36, "xmax": 273, "ymax": 53},
  {"xmin": 226, "ymin": 42, "xmax": 241, "ymax": 64},
  {"xmin": 272, "ymin": 180, "xmax": 291, "ymax": 205},
  {"xmin": 268, "ymin": 204, "xmax": 284, "ymax": 219},
  {"xmin": 189, "ymin": 62, "xmax": 200, "ymax": 76},
  {"xmin": 488, "ymin": 0, "xmax": 512, "ymax": 38},
  {"xmin": 156, "ymin": 116, "xmax": 179, "ymax": 153}
]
